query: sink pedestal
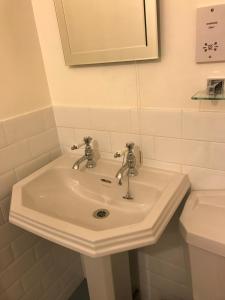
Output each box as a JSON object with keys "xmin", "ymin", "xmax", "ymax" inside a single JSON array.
[
  {"xmin": 82, "ymin": 252, "xmax": 133, "ymax": 300},
  {"xmin": 9, "ymin": 154, "xmax": 190, "ymax": 300}
]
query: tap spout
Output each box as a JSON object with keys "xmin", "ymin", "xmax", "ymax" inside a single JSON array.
[
  {"xmin": 115, "ymin": 163, "xmax": 129, "ymax": 185},
  {"xmin": 72, "ymin": 155, "xmax": 87, "ymax": 170}
]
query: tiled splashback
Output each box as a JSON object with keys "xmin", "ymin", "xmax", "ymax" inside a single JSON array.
[
  {"xmin": 0, "ymin": 107, "xmax": 83, "ymax": 300},
  {"xmin": 2, "ymin": 105, "xmax": 225, "ymax": 300},
  {"xmin": 55, "ymin": 105, "xmax": 225, "ymax": 191}
]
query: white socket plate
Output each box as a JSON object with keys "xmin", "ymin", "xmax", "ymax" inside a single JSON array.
[{"xmin": 196, "ymin": 4, "xmax": 225, "ymax": 63}]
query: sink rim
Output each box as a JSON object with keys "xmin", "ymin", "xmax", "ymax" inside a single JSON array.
[{"xmin": 10, "ymin": 154, "xmax": 190, "ymax": 257}]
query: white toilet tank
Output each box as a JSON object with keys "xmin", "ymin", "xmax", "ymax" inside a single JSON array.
[{"xmin": 180, "ymin": 191, "xmax": 225, "ymax": 300}]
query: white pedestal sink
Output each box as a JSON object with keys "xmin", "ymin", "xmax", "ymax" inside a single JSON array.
[{"xmin": 9, "ymin": 154, "xmax": 190, "ymax": 300}]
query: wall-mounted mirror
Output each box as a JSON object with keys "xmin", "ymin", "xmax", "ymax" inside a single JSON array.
[{"xmin": 54, "ymin": 0, "xmax": 159, "ymax": 66}]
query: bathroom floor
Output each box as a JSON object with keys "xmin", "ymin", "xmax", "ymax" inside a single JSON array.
[
  {"xmin": 69, "ymin": 280, "xmax": 140, "ymax": 300},
  {"xmin": 69, "ymin": 280, "xmax": 90, "ymax": 300}
]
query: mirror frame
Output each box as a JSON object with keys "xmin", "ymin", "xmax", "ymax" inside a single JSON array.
[{"xmin": 54, "ymin": 0, "xmax": 159, "ymax": 66}]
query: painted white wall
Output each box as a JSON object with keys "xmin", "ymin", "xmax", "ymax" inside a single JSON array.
[
  {"xmin": 0, "ymin": 0, "xmax": 51, "ymax": 119},
  {"xmin": 32, "ymin": 0, "xmax": 225, "ymax": 109}
]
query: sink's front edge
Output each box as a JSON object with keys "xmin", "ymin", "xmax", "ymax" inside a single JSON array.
[{"xmin": 9, "ymin": 211, "xmax": 156, "ymax": 257}]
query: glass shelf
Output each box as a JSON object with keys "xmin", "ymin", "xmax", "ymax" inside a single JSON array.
[{"xmin": 192, "ymin": 90, "xmax": 225, "ymax": 100}]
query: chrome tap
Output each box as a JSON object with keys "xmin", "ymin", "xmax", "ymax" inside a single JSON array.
[
  {"xmin": 114, "ymin": 142, "xmax": 139, "ymax": 185},
  {"xmin": 115, "ymin": 164, "xmax": 129, "ymax": 186},
  {"xmin": 71, "ymin": 136, "xmax": 96, "ymax": 170}
]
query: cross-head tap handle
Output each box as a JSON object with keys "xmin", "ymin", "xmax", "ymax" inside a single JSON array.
[
  {"xmin": 71, "ymin": 136, "xmax": 93, "ymax": 150},
  {"xmin": 83, "ymin": 136, "xmax": 92, "ymax": 146},
  {"xmin": 126, "ymin": 142, "xmax": 135, "ymax": 152}
]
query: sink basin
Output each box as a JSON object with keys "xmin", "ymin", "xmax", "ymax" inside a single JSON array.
[
  {"xmin": 22, "ymin": 168, "xmax": 160, "ymax": 231},
  {"xmin": 10, "ymin": 154, "xmax": 190, "ymax": 257}
]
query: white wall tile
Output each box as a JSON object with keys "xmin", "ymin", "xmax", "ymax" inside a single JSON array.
[
  {"xmin": 0, "ymin": 171, "xmax": 17, "ymax": 200},
  {"xmin": 11, "ymin": 232, "xmax": 38, "ymax": 258},
  {"xmin": 3, "ymin": 110, "xmax": 46, "ymax": 144},
  {"xmin": 143, "ymin": 159, "xmax": 181, "ymax": 172},
  {"xmin": 149, "ymin": 272, "xmax": 191, "ymax": 300},
  {"xmin": 59, "ymin": 264, "xmax": 80, "ymax": 286},
  {"xmin": 54, "ymin": 106, "xmax": 90, "ymax": 128},
  {"xmin": 0, "ymin": 122, "xmax": 7, "ymax": 149},
  {"xmin": 182, "ymin": 139, "xmax": 210, "ymax": 168},
  {"xmin": 20, "ymin": 283, "xmax": 43, "ymax": 300},
  {"xmin": 40, "ymin": 252, "xmax": 54, "ymax": 272},
  {"xmin": 183, "ymin": 111, "xmax": 225, "ymax": 142},
  {"xmin": 0, "ymin": 209, "xmax": 4, "ymax": 225},
  {"xmin": 40, "ymin": 278, "xmax": 63, "ymax": 300},
  {"xmin": 15, "ymin": 153, "xmax": 51, "ymax": 181},
  {"xmin": 51, "ymin": 244, "xmax": 81, "ymax": 272},
  {"xmin": 61, "ymin": 144, "xmax": 73, "ymax": 154},
  {"xmin": 0, "ymin": 249, "xmax": 35, "ymax": 291},
  {"xmin": 0, "ymin": 141, "xmax": 32, "ymax": 175},
  {"xmin": 57, "ymin": 127, "xmax": 75, "ymax": 146},
  {"xmin": 57, "ymin": 275, "xmax": 83, "ymax": 300},
  {"xmin": 0, "ymin": 223, "xmax": 23, "ymax": 250},
  {"xmin": 90, "ymin": 108, "xmax": 131, "ymax": 132},
  {"xmin": 140, "ymin": 109, "xmax": 182, "ymax": 138},
  {"xmin": 146, "ymin": 256, "xmax": 188, "ymax": 286},
  {"xmin": 0, "ymin": 145, "xmax": 16, "ymax": 174},
  {"xmin": 209, "ymin": 142, "xmax": 225, "ymax": 171},
  {"xmin": 34, "ymin": 239, "xmax": 52, "ymax": 260},
  {"xmin": 110, "ymin": 132, "xmax": 140, "ymax": 153},
  {"xmin": 22, "ymin": 261, "xmax": 45, "ymax": 292},
  {"xmin": 141, "ymin": 235, "xmax": 186, "ymax": 269},
  {"xmin": 41, "ymin": 266, "xmax": 61, "ymax": 290},
  {"xmin": 14, "ymin": 141, "xmax": 32, "ymax": 166},
  {"xmin": 141, "ymin": 135, "xmax": 154, "ymax": 159},
  {"xmin": 49, "ymin": 147, "xmax": 62, "ymax": 161},
  {"xmin": 42, "ymin": 107, "xmax": 56, "ymax": 130},
  {"xmin": 155, "ymin": 137, "xmax": 182, "ymax": 164},
  {"xmin": 0, "ymin": 196, "xmax": 11, "ymax": 223},
  {"xmin": 0, "ymin": 281, "xmax": 25, "ymax": 300},
  {"xmin": 130, "ymin": 109, "xmax": 140, "ymax": 134},
  {"xmin": 0, "ymin": 246, "xmax": 14, "ymax": 273},
  {"xmin": 29, "ymin": 128, "xmax": 59, "ymax": 158}
]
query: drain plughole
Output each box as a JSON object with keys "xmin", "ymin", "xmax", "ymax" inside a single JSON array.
[{"xmin": 93, "ymin": 209, "xmax": 110, "ymax": 219}]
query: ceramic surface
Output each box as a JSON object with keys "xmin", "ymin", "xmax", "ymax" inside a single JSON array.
[{"xmin": 10, "ymin": 154, "xmax": 190, "ymax": 257}]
